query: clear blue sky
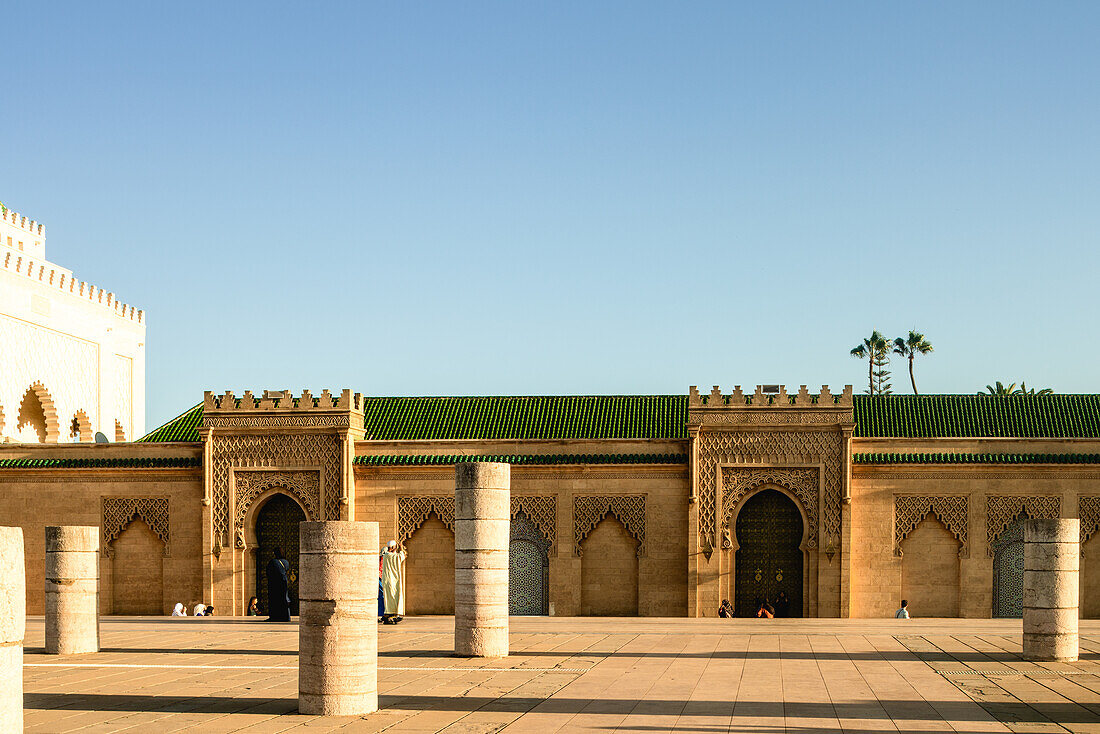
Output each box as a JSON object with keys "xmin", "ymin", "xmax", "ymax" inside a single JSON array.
[{"xmin": 4, "ymin": 2, "xmax": 1098, "ymax": 431}]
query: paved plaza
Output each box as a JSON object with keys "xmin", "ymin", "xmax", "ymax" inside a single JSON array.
[{"xmin": 21, "ymin": 616, "xmax": 1100, "ymax": 733}]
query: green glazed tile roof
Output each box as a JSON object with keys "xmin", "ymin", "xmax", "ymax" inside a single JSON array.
[
  {"xmin": 138, "ymin": 404, "xmax": 203, "ymax": 443},
  {"xmin": 360, "ymin": 395, "xmax": 688, "ymax": 440},
  {"xmin": 854, "ymin": 452, "xmax": 1100, "ymax": 465},
  {"xmin": 354, "ymin": 453, "xmax": 687, "ymax": 467},
  {"xmin": 138, "ymin": 393, "xmax": 1100, "ymax": 443},
  {"xmin": 853, "ymin": 394, "xmax": 1100, "ymax": 438},
  {"xmin": 0, "ymin": 456, "xmax": 201, "ymax": 469}
]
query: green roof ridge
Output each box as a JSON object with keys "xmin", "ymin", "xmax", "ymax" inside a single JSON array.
[
  {"xmin": 0, "ymin": 456, "xmax": 201, "ymax": 469},
  {"xmin": 138, "ymin": 393, "xmax": 1100, "ymax": 444}
]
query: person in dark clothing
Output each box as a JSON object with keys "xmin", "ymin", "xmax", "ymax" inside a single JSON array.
[
  {"xmin": 775, "ymin": 591, "xmax": 791, "ymax": 618},
  {"xmin": 265, "ymin": 547, "xmax": 292, "ymax": 622},
  {"xmin": 718, "ymin": 599, "xmax": 734, "ymax": 618}
]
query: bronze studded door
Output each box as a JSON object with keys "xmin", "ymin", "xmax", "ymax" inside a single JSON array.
[
  {"xmin": 254, "ymin": 494, "xmax": 305, "ymax": 616},
  {"xmin": 735, "ymin": 489, "xmax": 804, "ymax": 617}
]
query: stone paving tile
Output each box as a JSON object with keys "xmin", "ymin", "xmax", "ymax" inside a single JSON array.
[{"xmin": 20, "ymin": 617, "xmax": 1100, "ymax": 732}]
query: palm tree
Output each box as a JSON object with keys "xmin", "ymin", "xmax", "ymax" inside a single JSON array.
[
  {"xmin": 893, "ymin": 331, "xmax": 934, "ymax": 395},
  {"xmin": 981, "ymin": 381, "xmax": 1054, "ymax": 396},
  {"xmin": 851, "ymin": 330, "xmax": 890, "ymax": 394}
]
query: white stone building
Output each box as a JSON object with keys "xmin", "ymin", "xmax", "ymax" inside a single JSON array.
[{"xmin": 0, "ymin": 201, "xmax": 145, "ymax": 443}]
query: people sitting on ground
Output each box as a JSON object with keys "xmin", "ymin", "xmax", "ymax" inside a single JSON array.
[
  {"xmin": 755, "ymin": 599, "xmax": 774, "ymax": 619},
  {"xmin": 202, "ymin": 605, "xmax": 214, "ymax": 616},
  {"xmin": 193, "ymin": 602, "xmax": 206, "ymax": 617},
  {"xmin": 247, "ymin": 597, "xmax": 259, "ymax": 616},
  {"xmin": 894, "ymin": 599, "xmax": 910, "ymax": 619},
  {"xmin": 763, "ymin": 597, "xmax": 775, "ymax": 617},
  {"xmin": 171, "ymin": 602, "xmax": 186, "ymax": 617},
  {"xmin": 775, "ymin": 591, "xmax": 791, "ymax": 618},
  {"xmin": 718, "ymin": 599, "xmax": 734, "ymax": 618}
]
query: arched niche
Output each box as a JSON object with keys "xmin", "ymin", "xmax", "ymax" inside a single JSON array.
[
  {"xmin": 579, "ymin": 514, "xmax": 639, "ymax": 616},
  {"xmin": 16, "ymin": 382, "xmax": 59, "ymax": 443},
  {"xmin": 70, "ymin": 410, "xmax": 93, "ymax": 442},
  {"xmin": 109, "ymin": 518, "xmax": 166, "ymax": 615},
  {"xmin": 899, "ymin": 514, "xmax": 961, "ymax": 617},
  {"xmin": 405, "ymin": 512, "xmax": 455, "ymax": 615}
]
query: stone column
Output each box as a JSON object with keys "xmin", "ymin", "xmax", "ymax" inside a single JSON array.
[
  {"xmin": 0, "ymin": 528, "xmax": 25, "ymax": 733},
  {"xmin": 455, "ymin": 462, "xmax": 510, "ymax": 657},
  {"xmin": 1023, "ymin": 518, "xmax": 1079, "ymax": 662},
  {"xmin": 45, "ymin": 526, "xmax": 99, "ymax": 655},
  {"xmin": 298, "ymin": 521, "xmax": 379, "ymax": 716}
]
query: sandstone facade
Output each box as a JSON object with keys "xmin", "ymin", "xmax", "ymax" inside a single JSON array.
[{"xmin": 2, "ymin": 386, "xmax": 1100, "ymax": 619}]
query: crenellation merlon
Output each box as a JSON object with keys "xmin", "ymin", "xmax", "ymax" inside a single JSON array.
[
  {"xmin": 0, "ymin": 204, "xmax": 45, "ymax": 236},
  {"xmin": 688, "ymin": 384, "xmax": 854, "ymax": 408},
  {"xmin": 1, "ymin": 250, "xmax": 144, "ymax": 324},
  {"xmin": 204, "ymin": 389, "xmax": 364, "ymax": 412}
]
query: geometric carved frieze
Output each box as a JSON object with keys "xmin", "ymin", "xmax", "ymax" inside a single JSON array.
[
  {"xmin": 573, "ymin": 495, "xmax": 646, "ymax": 558},
  {"xmin": 210, "ymin": 432, "xmax": 343, "ymax": 541},
  {"xmin": 894, "ymin": 495, "xmax": 969, "ymax": 559},
  {"xmin": 722, "ymin": 468, "xmax": 819, "ymax": 550},
  {"xmin": 102, "ymin": 496, "xmax": 170, "ymax": 557},
  {"xmin": 397, "ymin": 495, "xmax": 456, "ymax": 544},
  {"xmin": 1079, "ymin": 496, "xmax": 1100, "ymax": 544},
  {"xmin": 694, "ymin": 430, "xmax": 844, "ymax": 552},
  {"xmin": 985, "ymin": 495, "xmax": 1061, "ymax": 557},
  {"xmin": 512, "ymin": 495, "xmax": 556, "ymax": 555},
  {"xmin": 233, "ymin": 470, "xmax": 320, "ymax": 547}
]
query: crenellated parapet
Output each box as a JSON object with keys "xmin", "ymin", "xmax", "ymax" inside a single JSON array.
[
  {"xmin": 689, "ymin": 384, "xmax": 853, "ymax": 409},
  {"xmin": 201, "ymin": 389, "xmax": 365, "ymax": 435},
  {"xmin": 688, "ymin": 384, "xmax": 854, "ymax": 429},
  {"xmin": 204, "ymin": 389, "xmax": 363, "ymax": 412},
  {"xmin": 0, "ymin": 251, "xmax": 144, "ymax": 324},
  {"xmin": 0, "ymin": 204, "xmax": 45, "ymax": 237}
]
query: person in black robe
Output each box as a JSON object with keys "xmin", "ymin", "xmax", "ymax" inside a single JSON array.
[
  {"xmin": 265, "ymin": 547, "xmax": 291, "ymax": 622},
  {"xmin": 775, "ymin": 591, "xmax": 791, "ymax": 618}
]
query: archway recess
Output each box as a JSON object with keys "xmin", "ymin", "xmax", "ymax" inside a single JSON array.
[
  {"xmin": 16, "ymin": 382, "xmax": 60, "ymax": 443},
  {"xmin": 734, "ymin": 488, "xmax": 804, "ymax": 617},
  {"xmin": 253, "ymin": 493, "xmax": 306, "ymax": 617}
]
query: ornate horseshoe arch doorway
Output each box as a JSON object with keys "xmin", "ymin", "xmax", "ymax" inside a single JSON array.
[
  {"xmin": 252, "ymin": 492, "xmax": 307, "ymax": 616},
  {"xmin": 729, "ymin": 487, "xmax": 806, "ymax": 617}
]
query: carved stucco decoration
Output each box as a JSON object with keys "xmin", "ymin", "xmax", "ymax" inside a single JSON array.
[
  {"xmin": 721, "ymin": 468, "xmax": 819, "ymax": 550},
  {"xmin": 233, "ymin": 470, "xmax": 320, "ymax": 547},
  {"xmin": 211, "ymin": 433, "xmax": 342, "ymax": 540},
  {"xmin": 102, "ymin": 497, "xmax": 170, "ymax": 557},
  {"xmin": 512, "ymin": 495, "xmax": 556, "ymax": 554},
  {"xmin": 573, "ymin": 495, "xmax": 646, "ymax": 558},
  {"xmin": 1079, "ymin": 496, "xmax": 1100, "ymax": 544},
  {"xmin": 893, "ymin": 495, "xmax": 969, "ymax": 558},
  {"xmin": 695, "ymin": 431, "xmax": 844, "ymax": 551},
  {"xmin": 985, "ymin": 495, "xmax": 1061, "ymax": 556},
  {"xmin": 397, "ymin": 495, "xmax": 456, "ymax": 544}
]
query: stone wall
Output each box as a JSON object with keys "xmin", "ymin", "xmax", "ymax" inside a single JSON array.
[
  {"xmin": 851, "ymin": 437, "xmax": 1100, "ymax": 619},
  {"xmin": 353, "ymin": 438, "xmax": 689, "ymax": 617},
  {"xmin": 0, "ymin": 443, "xmax": 202, "ymax": 615}
]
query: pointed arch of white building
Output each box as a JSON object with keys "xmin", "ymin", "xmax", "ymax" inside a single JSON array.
[{"xmin": 16, "ymin": 381, "xmax": 60, "ymax": 443}]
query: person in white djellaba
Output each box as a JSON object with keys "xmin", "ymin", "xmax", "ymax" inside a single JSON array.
[{"xmin": 380, "ymin": 540, "xmax": 406, "ymax": 624}]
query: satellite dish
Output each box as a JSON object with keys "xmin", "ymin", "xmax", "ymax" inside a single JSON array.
[{"xmin": 94, "ymin": 432, "xmax": 110, "ymax": 444}]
